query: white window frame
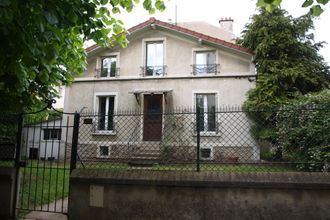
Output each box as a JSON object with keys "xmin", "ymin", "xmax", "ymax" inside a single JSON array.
[
  {"xmin": 96, "ymin": 52, "xmax": 120, "ymax": 78},
  {"xmin": 93, "ymin": 92, "xmax": 118, "ymax": 134},
  {"xmin": 193, "ymin": 90, "xmax": 219, "ymax": 135},
  {"xmin": 142, "ymin": 37, "xmax": 166, "ymax": 77},
  {"xmin": 97, "ymin": 145, "xmax": 111, "ymax": 158},
  {"xmin": 192, "ymin": 48, "xmax": 218, "ymax": 75}
]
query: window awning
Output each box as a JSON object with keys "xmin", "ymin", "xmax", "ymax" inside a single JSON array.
[
  {"xmin": 129, "ymin": 89, "xmax": 173, "ymax": 104},
  {"xmin": 128, "ymin": 89, "xmax": 173, "ymax": 95}
]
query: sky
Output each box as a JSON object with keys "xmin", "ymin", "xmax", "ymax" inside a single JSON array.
[{"xmin": 115, "ymin": 0, "xmax": 330, "ymax": 64}]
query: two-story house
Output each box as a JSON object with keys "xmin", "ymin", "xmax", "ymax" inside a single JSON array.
[{"xmin": 64, "ymin": 18, "xmax": 259, "ymax": 163}]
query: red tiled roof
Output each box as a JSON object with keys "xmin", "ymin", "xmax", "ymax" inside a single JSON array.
[{"xmin": 86, "ymin": 17, "xmax": 253, "ymax": 54}]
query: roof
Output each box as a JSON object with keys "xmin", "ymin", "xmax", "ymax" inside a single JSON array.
[
  {"xmin": 86, "ymin": 17, "xmax": 253, "ymax": 55},
  {"xmin": 177, "ymin": 21, "xmax": 235, "ymax": 42}
]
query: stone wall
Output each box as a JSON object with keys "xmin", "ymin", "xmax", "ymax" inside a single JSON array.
[{"xmin": 69, "ymin": 170, "xmax": 330, "ymax": 220}]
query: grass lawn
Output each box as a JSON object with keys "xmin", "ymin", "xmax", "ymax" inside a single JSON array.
[{"xmin": 77, "ymin": 161, "xmax": 295, "ymax": 172}]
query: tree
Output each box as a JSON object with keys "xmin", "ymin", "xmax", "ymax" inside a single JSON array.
[
  {"xmin": 0, "ymin": 0, "xmax": 165, "ymax": 113},
  {"xmin": 239, "ymin": 8, "xmax": 329, "ymax": 110},
  {"xmin": 237, "ymin": 8, "xmax": 330, "ymax": 159},
  {"xmin": 257, "ymin": 0, "xmax": 329, "ymax": 16}
]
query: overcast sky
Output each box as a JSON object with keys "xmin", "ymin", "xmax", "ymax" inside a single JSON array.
[{"xmin": 115, "ymin": 0, "xmax": 330, "ymax": 63}]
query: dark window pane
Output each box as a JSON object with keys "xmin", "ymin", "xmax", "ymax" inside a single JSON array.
[
  {"xmin": 201, "ymin": 148, "xmax": 211, "ymax": 159},
  {"xmin": 108, "ymin": 97, "xmax": 115, "ymax": 130},
  {"xmin": 100, "ymin": 146, "xmax": 109, "ymax": 156},
  {"xmin": 98, "ymin": 97, "xmax": 106, "ymax": 130},
  {"xmin": 101, "ymin": 57, "xmax": 117, "ymax": 77},
  {"xmin": 43, "ymin": 129, "xmax": 61, "ymax": 140}
]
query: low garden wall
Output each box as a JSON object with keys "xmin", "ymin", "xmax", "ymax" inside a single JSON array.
[
  {"xmin": 69, "ymin": 170, "xmax": 330, "ymax": 220},
  {"xmin": 0, "ymin": 168, "xmax": 17, "ymax": 219}
]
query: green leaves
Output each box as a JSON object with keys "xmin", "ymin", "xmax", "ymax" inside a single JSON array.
[
  {"xmin": 316, "ymin": 0, "xmax": 329, "ymax": 4},
  {"xmin": 0, "ymin": 0, "xmax": 10, "ymax": 6},
  {"xmin": 44, "ymin": 11, "xmax": 58, "ymax": 25},
  {"xmin": 302, "ymin": 0, "xmax": 314, "ymax": 7},
  {"xmin": 310, "ymin": 5, "xmax": 324, "ymax": 16},
  {"xmin": 257, "ymin": 0, "xmax": 328, "ymax": 16},
  {"xmin": 0, "ymin": 0, "xmax": 166, "ymax": 112}
]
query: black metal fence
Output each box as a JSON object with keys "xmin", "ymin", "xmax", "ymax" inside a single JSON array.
[{"xmin": 76, "ymin": 106, "xmax": 330, "ymax": 172}]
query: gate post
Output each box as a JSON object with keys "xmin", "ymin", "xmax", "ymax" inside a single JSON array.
[
  {"xmin": 196, "ymin": 108, "xmax": 201, "ymax": 172},
  {"xmin": 70, "ymin": 113, "xmax": 80, "ymax": 173},
  {"xmin": 12, "ymin": 113, "xmax": 23, "ymax": 219}
]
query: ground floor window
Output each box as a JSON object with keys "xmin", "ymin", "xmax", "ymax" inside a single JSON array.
[
  {"xmin": 43, "ymin": 128, "xmax": 61, "ymax": 140},
  {"xmin": 196, "ymin": 94, "xmax": 216, "ymax": 132},
  {"xmin": 98, "ymin": 96, "xmax": 115, "ymax": 131}
]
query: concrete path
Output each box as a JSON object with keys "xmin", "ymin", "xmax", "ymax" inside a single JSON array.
[{"xmin": 21, "ymin": 198, "xmax": 68, "ymax": 220}]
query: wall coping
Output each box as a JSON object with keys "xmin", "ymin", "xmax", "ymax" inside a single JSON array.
[
  {"xmin": 0, "ymin": 168, "xmax": 15, "ymax": 181},
  {"xmin": 70, "ymin": 169, "xmax": 330, "ymax": 190}
]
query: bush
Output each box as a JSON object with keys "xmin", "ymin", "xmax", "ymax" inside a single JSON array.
[{"xmin": 276, "ymin": 90, "xmax": 330, "ymax": 171}]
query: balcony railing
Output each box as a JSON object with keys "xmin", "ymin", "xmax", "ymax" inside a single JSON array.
[
  {"xmin": 95, "ymin": 68, "xmax": 120, "ymax": 78},
  {"xmin": 192, "ymin": 64, "xmax": 220, "ymax": 75},
  {"xmin": 140, "ymin": 65, "xmax": 167, "ymax": 77}
]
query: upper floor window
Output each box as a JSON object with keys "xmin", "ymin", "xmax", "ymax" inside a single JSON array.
[
  {"xmin": 97, "ymin": 96, "xmax": 115, "ymax": 131},
  {"xmin": 193, "ymin": 51, "xmax": 218, "ymax": 75},
  {"xmin": 196, "ymin": 94, "xmax": 216, "ymax": 132},
  {"xmin": 145, "ymin": 41, "xmax": 164, "ymax": 76},
  {"xmin": 100, "ymin": 56, "xmax": 118, "ymax": 77}
]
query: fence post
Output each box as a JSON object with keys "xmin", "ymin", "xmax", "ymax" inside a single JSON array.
[
  {"xmin": 70, "ymin": 113, "xmax": 80, "ymax": 173},
  {"xmin": 196, "ymin": 108, "xmax": 200, "ymax": 172},
  {"xmin": 13, "ymin": 113, "xmax": 23, "ymax": 219}
]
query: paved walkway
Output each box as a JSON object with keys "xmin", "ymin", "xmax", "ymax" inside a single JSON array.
[{"xmin": 21, "ymin": 198, "xmax": 68, "ymax": 220}]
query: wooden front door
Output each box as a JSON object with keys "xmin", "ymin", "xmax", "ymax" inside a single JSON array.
[{"xmin": 143, "ymin": 94, "xmax": 163, "ymax": 141}]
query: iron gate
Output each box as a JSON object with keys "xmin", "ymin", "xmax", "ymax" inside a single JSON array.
[{"xmin": 14, "ymin": 100, "xmax": 79, "ymax": 215}]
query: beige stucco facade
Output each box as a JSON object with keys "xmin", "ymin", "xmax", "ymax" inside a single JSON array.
[
  {"xmin": 64, "ymin": 22, "xmax": 259, "ymax": 162},
  {"xmin": 65, "ymin": 29, "xmax": 255, "ymax": 112}
]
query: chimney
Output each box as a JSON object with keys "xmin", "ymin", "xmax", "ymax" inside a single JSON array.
[{"xmin": 219, "ymin": 17, "xmax": 234, "ymax": 33}]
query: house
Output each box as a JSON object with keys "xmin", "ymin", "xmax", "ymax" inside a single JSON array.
[
  {"xmin": 64, "ymin": 18, "xmax": 258, "ymax": 163},
  {"xmin": 21, "ymin": 118, "xmax": 66, "ymax": 160}
]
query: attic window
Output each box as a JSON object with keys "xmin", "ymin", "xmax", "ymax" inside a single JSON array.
[
  {"xmin": 145, "ymin": 41, "xmax": 164, "ymax": 76},
  {"xmin": 100, "ymin": 56, "xmax": 117, "ymax": 77}
]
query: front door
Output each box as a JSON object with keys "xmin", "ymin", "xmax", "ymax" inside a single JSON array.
[{"xmin": 143, "ymin": 94, "xmax": 163, "ymax": 141}]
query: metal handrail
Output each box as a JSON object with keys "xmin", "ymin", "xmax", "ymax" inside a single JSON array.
[
  {"xmin": 191, "ymin": 64, "xmax": 220, "ymax": 75},
  {"xmin": 95, "ymin": 67, "xmax": 120, "ymax": 78},
  {"xmin": 140, "ymin": 65, "xmax": 167, "ymax": 76}
]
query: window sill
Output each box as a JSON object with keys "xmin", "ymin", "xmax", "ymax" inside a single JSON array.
[
  {"xmin": 193, "ymin": 73, "xmax": 218, "ymax": 76},
  {"xmin": 92, "ymin": 131, "xmax": 116, "ymax": 136},
  {"xmin": 193, "ymin": 132, "xmax": 220, "ymax": 137},
  {"xmin": 96, "ymin": 155, "xmax": 111, "ymax": 158},
  {"xmin": 142, "ymin": 75, "xmax": 165, "ymax": 78}
]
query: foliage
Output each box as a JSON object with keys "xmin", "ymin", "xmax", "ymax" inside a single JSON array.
[
  {"xmin": 238, "ymin": 8, "xmax": 330, "ymax": 160},
  {"xmin": 0, "ymin": 0, "xmax": 165, "ymax": 113},
  {"xmin": 256, "ymin": 0, "xmax": 329, "ymax": 16},
  {"xmin": 276, "ymin": 90, "xmax": 330, "ymax": 171}
]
